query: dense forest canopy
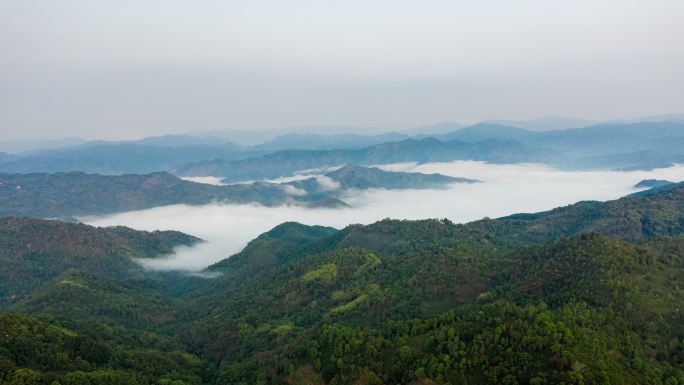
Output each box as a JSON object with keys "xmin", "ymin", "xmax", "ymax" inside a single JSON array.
[
  {"xmin": 0, "ymin": 183, "xmax": 683, "ymax": 384},
  {"xmin": 0, "ymin": 165, "xmax": 469, "ymax": 218}
]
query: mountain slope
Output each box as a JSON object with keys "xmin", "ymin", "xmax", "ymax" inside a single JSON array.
[
  {"xmin": 287, "ymin": 164, "xmax": 475, "ymax": 193},
  {"xmin": 0, "ymin": 217, "xmax": 198, "ymax": 305},
  {"xmin": 175, "ymin": 183, "xmax": 684, "ymax": 384},
  {"xmin": 0, "ymin": 311, "xmax": 207, "ymax": 384},
  {"xmin": 635, "ymin": 179, "xmax": 676, "ymax": 189},
  {"xmin": 472, "ymin": 181, "xmax": 684, "ymax": 245},
  {"xmin": 0, "ymin": 166, "xmax": 469, "ymax": 218},
  {"xmin": 439, "ymin": 123, "xmax": 538, "ymax": 142},
  {"xmin": 324, "ymin": 164, "xmax": 475, "ymax": 189},
  {"xmin": 13, "ymin": 269, "xmax": 180, "ymax": 329},
  {"xmin": 0, "ymin": 171, "xmax": 340, "ymax": 218},
  {"xmin": 482, "ymin": 116, "xmax": 597, "ymax": 131},
  {"xmin": 4, "ymin": 180, "xmax": 684, "ymax": 384}
]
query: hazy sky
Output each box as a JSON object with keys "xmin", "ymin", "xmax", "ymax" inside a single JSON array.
[{"xmin": 2, "ymin": 0, "xmax": 683, "ymax": 140}]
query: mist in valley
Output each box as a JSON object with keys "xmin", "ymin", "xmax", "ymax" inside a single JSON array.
[{"xmin": 83, "ymin": 161, "xmax": 684, "ymax": 271}]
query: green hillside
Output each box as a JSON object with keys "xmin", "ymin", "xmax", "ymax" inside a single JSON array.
[
  {"xmin": 2, "ymin": 184, "xmax": 684, "ymax": 384},
  {"xmin": 0, "ymin": 312, "xmax": 208, "ymax": 385},
  {"xmin": 14, "ymin": 269, "xmax": 181, "ymax": 329},
  {"xmin": 0, "ymin": 217, "xmax": 198, "ymax": 305},
  {"xmin": 0, "ymin": 166, "xmax": 467, "ymax": 218}
]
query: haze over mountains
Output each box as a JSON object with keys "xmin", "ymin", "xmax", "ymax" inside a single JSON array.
[
  {"xmin": 174, "ymin": 120, "xmax": 684, "ymax": 181},
  {"xmin": 0, "ymin": 165, "xmax": 472, "ymax": 219},
  {"xmin": 1, "ymin": 114, "xmax": 684, "ymax": 385},
  {"xmin": 2, "ymin": 0, "xmax": 683, "ymax": 382},
  {"xmin": 2, "ymin": 115, "xmax": 683, "ymax": 179}
]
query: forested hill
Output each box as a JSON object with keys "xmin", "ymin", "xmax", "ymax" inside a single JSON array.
[
  {"xmin": 0, "ymin": 171, "xmax": 316, "ymax": 218},
  {"xmin": 320, "ymin": 164, "xmax": 475, "ymax": 189},
  {"xmin": 0, "ymin": 167, "xmax": 467, "ymax": 218},
  {"xmin": 635, "ymin": 179, "xmax": 676, "ymax": 189},
  {"xmin": 0, "ymin": 216, "xmax": 198, "ymax": 305},
  {"xmin": 184, "ymin": 183, "xmax": 684, "ymax": 384},
  {"xmin": 2, "ymin": 183, "xmax": 684, "ymax": 384},
  {"xmin": 288, "ymin": 164, "xmax": 476, "ymax": 194},
  {"xmin": 471, "ymin": 180, "xmax": 684, "ymax": 245}
]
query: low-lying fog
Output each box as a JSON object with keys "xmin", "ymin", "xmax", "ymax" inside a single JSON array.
[{"xmin": 84, "ymin": 161, "xmax": 684, "ymax": 272}]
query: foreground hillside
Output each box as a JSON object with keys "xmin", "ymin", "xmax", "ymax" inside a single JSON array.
[
  {"xmin": 0, "ymin": 217, "xmax": 198, "ymax": 305},
  {"xmin": 2, "ymin": 184, "xmax": 684, "ymax": 384}
]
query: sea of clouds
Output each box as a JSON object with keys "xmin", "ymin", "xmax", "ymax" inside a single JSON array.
[{"xmin": 83, "ymin": 161, "xmax": 684, "ymax": 272}]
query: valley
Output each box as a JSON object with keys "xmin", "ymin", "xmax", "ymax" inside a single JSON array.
[
  {"xmin": 3, "ymin": 2, "xmax": 683, "ymax": 383},
  {"xmin": 2, "ymin": 117, "xmax": 683, "ymax": 384},
  {"xmin": 1, "ymin": 179, "xmax": 684, "ymax": 384}
]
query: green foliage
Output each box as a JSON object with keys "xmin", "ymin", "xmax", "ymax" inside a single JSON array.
[
  {"xmin": 289, "ymin": 164, "xmax": 474, "ymax": 192},
  {"xmin": 0, "ymin": 165, "xmax": 469, "ymax": 219},
  {"xmin": 3, "ymin": 183, "xmax": 684, "ymax": 384},
  {"xmin": 0, "ymin": 313, "xmax": 207, "ymax": 384},
  {"xmin": 14, "ymin": 269, "xmax": 180, "ymax": 329},
  {"xmin": 474, "ymin": 183, "xmax": 684, "ymax": 244},
  {"xmin": 302, "ymin": 263, "xmax": 339, "ymax": 285},
  {"xmin": 0, "ymin": 171, "xmax": 340, "ymax": 218},
  {"xmin": 0, "ymin": 217, "xmax": 197, "ymax": 305},
  {"xmin": 180, "ymin": 185, "xmax": 684, "ymax": 384}
]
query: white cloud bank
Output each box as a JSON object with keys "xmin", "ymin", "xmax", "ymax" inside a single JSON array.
[
  {"xmin": 83, "ymin": 161, "xmax": 684, "ymax": 272},
  {"xmin": 180, "ymin": 176, "xmax": 225, "ymax": 185}
]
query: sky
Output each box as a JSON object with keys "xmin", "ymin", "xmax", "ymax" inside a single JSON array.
[
  {"xmin": 1, "ymin": 0, "xmax": 683, "ymax": 140},
  {"xmin": 84, "ymin": 161, "xmax": 684, "ymax": 271}
]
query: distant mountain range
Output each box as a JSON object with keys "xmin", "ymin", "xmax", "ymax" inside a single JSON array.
[
  {"xmin": 440, "ymin": 121, "xmax": 684, "ymax": 170},
  {"xmin": 196, "ymin": 124, "xmax": 390, "ymax": 145},
  {"xmin": 400, "ymin": 121, "xmax": 467, "ymax": 136},
  {"xmin": 0, "ymin": 133, "xmax": 412, "ymax": 175},
  {"xmin": 0, "ymin": 142, "xmax": 256, "ymax": 175},
  {"xmin": 481, "ymin": 113, "xmax": 684, "ymax": 131},
  {"xmin": 441, "ymin": 121, "xmax": 684, "ymax": 155},
  {"xmin": 175, "ymin": 138, "xmax": 557, "ymax": 182},
  {"xmin": 1, "ymin": 117, "xmax": 683, "ymax": 178},
  {"xmin": 254, "ymin": 132, "xmax": 410, "ymax": 151},
  {"xmin": 481, "ymin": 116, "xmax": 598, "ymax": 131},
  {"xmin": 0, "ymin": 165, "xmax": 470, "ymax": 218}
]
